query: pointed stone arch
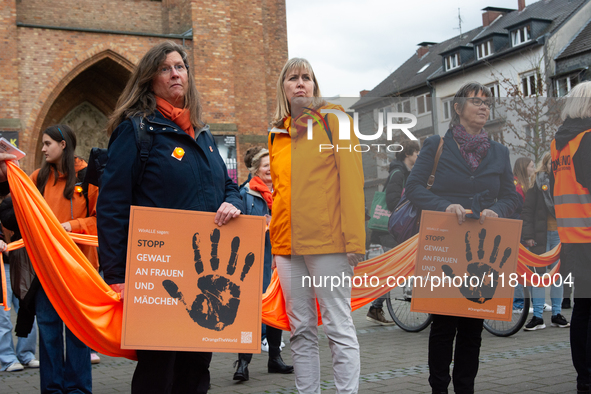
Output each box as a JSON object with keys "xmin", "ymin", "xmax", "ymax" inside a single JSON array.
[{"xmin": 29, "ymin": 47, "xmax": 136, "ymax": 168}]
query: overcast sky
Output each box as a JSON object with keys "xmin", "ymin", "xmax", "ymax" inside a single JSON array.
[{"xmin": 285, "ymin": 0, "xmax": 530, "ymax": 97}]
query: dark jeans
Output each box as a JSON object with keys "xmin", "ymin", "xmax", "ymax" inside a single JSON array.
[
  {"xmin": 567, "ymin": 243, "xmax": 591, "ymax": 387},
  {"xmin": 35, "ymin": 286, "xmax": 91, "ymax": 394},
  {"xmin": 428, "ymin": 314, "xmax": 483, "ymax": 394},
  {"xmin": 132, "ymin": 350, "xmax": 212, "ymax": 394},
  {"xmin": 239, "ymin": 324, "xmax": 284, "ymax": 362}
]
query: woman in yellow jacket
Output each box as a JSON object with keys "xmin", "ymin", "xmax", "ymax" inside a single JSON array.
[{"xmin": 268, "ymin": 58, "xmax": 365, "ymax": 394}]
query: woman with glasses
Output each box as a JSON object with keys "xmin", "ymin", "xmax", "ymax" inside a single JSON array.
[
  {"xmin": 405, "ymin": 82, "xmax": 520, "ymax": 394},
  {"xmin": 97, "ymin": 41, "xmax": 242, "ymax": 393}
]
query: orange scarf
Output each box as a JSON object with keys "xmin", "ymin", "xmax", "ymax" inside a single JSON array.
[
  {"xmin": 155, "ymin": 96, "xmax": 194, "ymax": 139},
  {"xmin": 249, "ymin": 176, "xmax": 272, "ymax": 211}
]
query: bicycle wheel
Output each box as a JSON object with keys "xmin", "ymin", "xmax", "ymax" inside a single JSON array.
[
  {"xmin": 385, "ymin": 280, "xmax": 433, "ymax": 332},
  {"xmin": 483, "ymin": 287, "xmax": 530, "ymax": 337}
]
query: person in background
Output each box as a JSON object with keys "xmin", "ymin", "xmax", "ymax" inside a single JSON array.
[
  {"xmin": 405, "ymin": 82, "xmax": 519, "ymax": 394},
  {"xmin": 97, "ymin": 41, "xmax": 242, "ymax": 394},
  {"xmin": 269, "ymin": 57, "xmax": 365, "ymax": 394},
  {"xmin": 512, "ymin": 156, "xmax": 535, "ymax": 312},
  {"xmin": 0, "ymin": 218, "xmax": 39, "ymax": 372},
  {"xmin": 551, "ymin": 81, "xmax": 591, "ymax": 393},
  {"xmin": 31, "ymin": 124, "xmax": 98, "ymax": 393},
  {"xmin": 366, "ymin": 139, "xmax": 420, "ymax": 326},
  {"xmin": 232, "ymin": 146, "xmax": 293, "ymax": 381},
  {"xmin": 513, "ymin": 157, "xmax": 535, "ymax": 202},
  {"xmin": 521, "ymin": 152, "xmax": 569, "ymax": 331}
]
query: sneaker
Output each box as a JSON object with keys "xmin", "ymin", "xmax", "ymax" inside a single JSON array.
[
  {"xmin": 551, "ymin": 314, "xmax": 571, "ymax": 328},
  {"xmin": 23, "ymin": 359, "xmax": 39, "ymax": 368},
  {"xmin": 90, "ymin": 353, "xmax": 101, "ymax": 364},
  {"xmin": 366, "ymin": 307, "xmax": 396, "ymax": 326},
  {"xmin": 6, "ymin": 362, "xmax": 24, "ymax": 372},
  {"xmin": 524, "ymin": 316, "xmax": 546, "ymax": 331},
  {"xmin": 280, "ymin": 338, "xmax": 285, "ymax": 350},
  {"xmin": 512, "ymin": 308, "xmax": 523, "ymax": 314},
  {"xmin": 562, "ymin": 298, "xmax": 572, "ymax": 309},
  {"xmin": 261, "ymin": 338, "xmax": 269, "ymax": 352}
]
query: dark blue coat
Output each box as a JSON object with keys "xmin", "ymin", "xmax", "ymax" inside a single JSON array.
[
  {"xmin": 97, "ymin": 111, "xmax": 243, "ymax": 285},
  {"xmin": 239, "ymin": 183, "xmax": 273, "ymax": 292},
  {"xmin": 405, "ymin": 130, "xmax": 519, "ymax": 218}
]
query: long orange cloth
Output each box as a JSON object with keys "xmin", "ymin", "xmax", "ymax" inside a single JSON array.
[{"xmin": 0, "ymin": 161, "xmax": 561, "ymax": 355}]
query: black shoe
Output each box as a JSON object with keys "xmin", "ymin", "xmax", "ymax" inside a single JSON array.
[
  {"xmin": 578, "ymin": 383, "xmax": 590, "ymax": 393},
  {"xmin": 233, "ymin": 359, "xmax": 249, "ymax": 381},
  {"xmin": 524, "ymin": 316, "xmax": 546, "ymax": 331},
  {"xmin": 563, "ymin": 298, "xmax": 572, "ymax": 309},
  {"xmin": 268, "ymin": 355, "xmax": 294, "ymax": 374}
]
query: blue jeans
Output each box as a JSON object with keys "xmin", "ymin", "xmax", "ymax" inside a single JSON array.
[
  {"xmin": 0, "ymin": 262, "xmax": 37, "ymax": 370},
  {"xmin": 530, "ymin": 231, "xmax": 563, "ymax": 318},
  {"xmin": 35, "ymin": 286, "xmax": 91, "ymax": 394}
]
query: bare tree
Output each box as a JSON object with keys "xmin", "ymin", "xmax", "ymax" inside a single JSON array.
[{"xmin": 489, "ymin": 53, "xmax": 562, "ymax": 163}]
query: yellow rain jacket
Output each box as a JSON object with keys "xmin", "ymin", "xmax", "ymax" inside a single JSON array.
[{"xmin": 268, "ymin": 103, "xmax": 365, "ymax": 255}]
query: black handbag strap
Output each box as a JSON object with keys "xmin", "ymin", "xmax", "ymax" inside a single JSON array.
[{"xmin": 426, "ymin": 137, "xmax": 445, "ymax": 190}]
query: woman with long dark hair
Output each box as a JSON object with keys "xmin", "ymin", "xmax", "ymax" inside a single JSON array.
[
  {"xmin": 31, "ymin": 124, "xmax": 98, "ymax": 394},
  {"xmin": 97, "ymin": 41, "xmax": 242, "ymax": 393}
]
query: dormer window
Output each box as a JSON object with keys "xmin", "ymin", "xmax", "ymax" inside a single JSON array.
[
  {"xmin": 476, "ymin": 40, "xmax": 493, "ymax": 60},
  {"xmin": 445, "ymin": 53, "xmax": 459, "ymax": 71},
  {"xmin": 511, "ymin": 26, "xmax": 531, "ymax": 46}
]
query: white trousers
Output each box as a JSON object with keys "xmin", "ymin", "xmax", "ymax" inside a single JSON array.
[{"xmin": 275, "ymin": 254, "xmax": 360, "ymax": 394}]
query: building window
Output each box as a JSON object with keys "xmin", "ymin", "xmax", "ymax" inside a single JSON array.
[
  {"xmin": 511, "ymin": 26, "xmax": 531, "ymax": 46},
  {"xmin": 556, "ymin": 74, "xmax": 580, "ymax": 97},
  {"xmin": 213, "ymin": 135, "xmax": 237, "ymax": 183},
  {"xmin": 476, "ymin": 40, "xmax": 493, "ymax": 60},
  {"xmin": 521, "ymin": 71, "xmax": 539, "ymax": 97},
  {"xmin": 445, "ymin": 53, "xmax": 460, "ymax": 71},
  {"xmin": 486, "ymin": 82, "xmax": 499, "ymax": 120},
  {"xmin": 417, "ymin": 93, "xmax": 432, "ymax": 115},
  {"xmin": 417, "ymin": 63, "xmax": 431, "ymax": 74},
  {"xmin": 397, "ymin": 100, "xmax": 411, "ymax": 114},
  {"xmin": 442, "ymin": 99, "xmax": 453, "ymax": 121}
]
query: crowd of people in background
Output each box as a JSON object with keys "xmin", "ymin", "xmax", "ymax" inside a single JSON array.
[{"xmin": 0, "ymin": 39, "xmax": 589, "ymax": 394}]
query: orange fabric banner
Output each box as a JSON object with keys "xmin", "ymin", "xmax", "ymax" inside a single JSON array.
[
  {"xmin": 5, "ymin": 161, "xmax": 136, "ymax": 360},
  {"xmin": 0, "ymin": 160, "xmax": 561, "ymax": 354}
]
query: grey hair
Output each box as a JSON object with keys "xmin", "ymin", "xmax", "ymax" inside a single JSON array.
[
  {"xmin": 561, "ymin": 81, "xmax": 591, "ymax": 120},
  {"xmin": 449, "ymin": 82, "xmax": 492, "ymax": 129},
  {"xmin": 248, "ymin": 148, "xmax": 269, "ymax": 175}
]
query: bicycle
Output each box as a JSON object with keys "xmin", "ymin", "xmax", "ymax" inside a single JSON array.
[{"xmin": 386, "ymin": 283, "xmax": 530, "ymax": 336}]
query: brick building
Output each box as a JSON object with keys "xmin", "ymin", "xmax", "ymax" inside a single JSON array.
[{"xmin": 0, "ymin": 0, "xmax": 287, "ymax": 182}]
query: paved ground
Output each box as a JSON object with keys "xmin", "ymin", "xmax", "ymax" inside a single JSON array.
[{"xmin": 0, "ymin": 298, "xmax": 578, "ymax": 394}]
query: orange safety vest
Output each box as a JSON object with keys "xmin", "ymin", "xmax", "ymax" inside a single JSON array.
[{"xmin": 551, "ymin": 129, "xmax": 591, "ymax": 243}]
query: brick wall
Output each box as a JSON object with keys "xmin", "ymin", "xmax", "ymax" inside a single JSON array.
[
  {"xmin": 0, "ymin": 0, "xmax": 20, "ymax": 124},
  {"xmin": 12, "ymin": 0, "xmax": 287, "ymax": 177},
  {"xmin": 16, "ymin": 0, "xmax": 194, "ymax": 35}
]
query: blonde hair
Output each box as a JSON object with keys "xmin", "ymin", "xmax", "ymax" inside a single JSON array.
[
  {"xmin": 271, "ymin": 58, "xmax": 326, "ymax": 128},
  {"xmin": 561, "ymin": 81, "xmax": 591, "ymax": 120},
  {"xmin": 514, "ymin": 157, "xmax": 533, "ymax": 195},
  {"xmin": 535, "ymin": 152, "xmax": 552, "ymax": 175},
  {"xmin": 107, "ymin": 41, "xmax": 203, "ymax": 135}
]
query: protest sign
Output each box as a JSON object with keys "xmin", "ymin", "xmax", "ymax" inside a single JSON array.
[
  {"xmin": 121, "ymin": 206, "xmax": 266, "ymax": 352},
  {"xmin": 411, "ymin": 211, "xmax": 522, "ymax": 321}
]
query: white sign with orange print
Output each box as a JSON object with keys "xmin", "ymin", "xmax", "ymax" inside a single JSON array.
[{"xmin": 121, "ymin": 206, "xmax": 266, "ymax": 352}]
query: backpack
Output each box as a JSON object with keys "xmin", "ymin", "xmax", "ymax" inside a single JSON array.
[{"xmin": 77, "ymin": 116, "xmax": 152, "ymax": 216}]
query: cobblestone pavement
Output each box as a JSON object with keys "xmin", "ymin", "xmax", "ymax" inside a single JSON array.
[{"xmin": 0, "ymin": 299, "xmax": 578, "ymax": 393}]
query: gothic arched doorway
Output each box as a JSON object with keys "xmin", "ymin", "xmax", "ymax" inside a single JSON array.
[{"xmin": 35, "ymin": 55, "xmax": 132, "ymax": 168}]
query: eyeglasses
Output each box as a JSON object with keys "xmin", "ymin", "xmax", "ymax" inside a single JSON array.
[
  {"xmin": 467, "ymin": 97, "xmax": 493, "ymax": 109},
  {"xmin": 159, "ymin": 64, "xmax": 188, "ymax": 75}
]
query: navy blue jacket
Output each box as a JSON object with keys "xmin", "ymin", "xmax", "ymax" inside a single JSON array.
[
  {"xmin": 97, "ymin": 111, "xmax": 243, "ymax": 285},
  {"xmin": 405, "ymin": 130, "xmax": 519, "ymax": 218},
  {"xmin": 239, "ymin": 182, "xmax": 273, "ymax": 292}
]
